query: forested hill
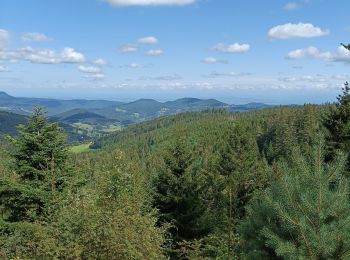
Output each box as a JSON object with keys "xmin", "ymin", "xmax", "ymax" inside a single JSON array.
[
  {"xmin": 0, "ymin": 91, "xmax": 271, "ymax": 124},
  {"xmin": 92, "ymin": 104, "xmax": 324, "ymax": 155},
  {"xmin": 3, "ymin": 84, "xmax": 350, "ymax": 259},
  {"xmin": 0, "ymin": 111, "xmax": 28, "ymax": 135}
]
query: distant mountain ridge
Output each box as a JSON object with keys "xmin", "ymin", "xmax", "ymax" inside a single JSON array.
[{"xmin": 0, "ymin": 91, "xmax": 272, "ymax": 138}]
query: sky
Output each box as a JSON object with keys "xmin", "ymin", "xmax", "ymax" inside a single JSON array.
[{"xmin": 0, "ymin": 0, "xmax": 349, "ymax": 104}]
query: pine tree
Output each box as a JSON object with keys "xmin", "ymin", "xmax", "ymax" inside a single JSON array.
[{"xmin": 239, "ymin": 140, "xmax": 350, "ymax": 259}]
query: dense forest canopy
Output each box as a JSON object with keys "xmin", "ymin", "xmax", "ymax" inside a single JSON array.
[{"xmin": 1, "ymin": 80, "xmax": 350, "ymax": 258}]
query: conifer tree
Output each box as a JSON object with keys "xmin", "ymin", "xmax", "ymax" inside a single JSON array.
[
  {"xmin": 218, "ymin": 124, "xmax": 266, "ymax": 258},
  {"xmin": 153, "ymin": 128, "xmax": 208, "ymax": 247},
  {"xmin": 240, "ymin": 140, "xmax": 350, "ymax": 259},
  {"xmin": 0, "ymin": 107, "xmax": 69, "ymax": 222},
  {"xmin": 324, "ymin": 81, "xmax": 350, "ymax": 162}
]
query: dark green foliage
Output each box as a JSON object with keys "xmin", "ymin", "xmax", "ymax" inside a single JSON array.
[
  {"xmin": 2, "ymin": 89, "xmax": 350, "ymax": 259},
  {"xmin": 153, "ymin": 129, "xmax": 208, "ymax": 244},
  {"xmin": 1, "ymin": 107, "xmax": 69, "ymax": 223},
  {"xmin": 11, "ymin": 107, "xmax": 68, "ymax": 185},
  {"xmin": 240, "ymin": 142, "xmax": 350, "ymax": 259},
  {"xmin": 324, "ymin": 82, "xmax": 350, "ymax": 160},
  {"xmin": 0, "ymin": 111, "xmax": 28, "ymax": 135}
]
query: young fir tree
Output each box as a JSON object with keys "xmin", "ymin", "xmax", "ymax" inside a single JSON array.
[
  {"xmin": 0, "ymin": 107, "xmax": 69, "ymax": 222},
  {"xmin": 239, "ymin": 140, "xmax": 350, "ymax": 259}
]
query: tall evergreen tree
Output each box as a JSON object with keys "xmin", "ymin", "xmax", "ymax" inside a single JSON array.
[
  {"xmin": 153, "ymin": 128, "xmax": 208, "ymax": 248},
  {"xmin": 0, "ymin": 107, "xmax": 69, "ymax": 222},
  {"xmin": 218, "ymin": 124, "xmax": 266, "ymax": 258},
  {"xmin": 324, "ymin": 81, "xmax": 350, "ymax": 162}
]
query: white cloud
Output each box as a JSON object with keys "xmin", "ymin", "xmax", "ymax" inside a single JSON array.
[
  {"xmin": 120, "ymin": 44, "xmax": 138, "ymax": 53},
  {"xmin": 284, "ymin": 2, "xmax": 299, "ymax": 10},
  {"xmin": 279, "ymin": 75, "xmax": 328, "ymax": 83},
  {"xmin": 78, "ymin": 65, "xmax": 102, "ymax": 73},
  {"xmin": 286, "ymin": 46, "xmax": 350, "ymax": 63},
  {"xmin": 210, "ymin": 43, "xmax": 250, "ymax": 53},
  {"xmin": 104, "ymin": 0, "xmax": 196, "ymax": 7},
  {"xmin": 202, "ymin": 71, "xmax": 251, "ymax": 78},
  {"xmin": 268, "ymin": 23, "xmax": 329, "ymax": 39},
  {"xmin": 22, "ymin": 32, "xmax": 52, "ymax": 42},
  {"xmin": 61, "ymin": 48, "xmax": 85, "ymax": 63},
  {"xmin": 84, "ymin": 73, "xmax": 105, "ymax": 81},
  {"xmin": 0, "ymin": 65, "xmax": 10, "ymax": 72},
  {"xmin": 129, "ymin": 63, "xmax": 143, "ymax": 68},
  {"xmin": 139, "ymin": 75, "xmax": 182, "ymax": 80},
  {"xmin": 146, "ymin": 49, "xmax": 163, "ymax": 56},
  {"xmin": 138, "ymin": 36, "xmax": 158, "ymax": 44},
  {"xmin": 93, "ymin": 58, "xmax": 107, "ymax": 66},
  {"xmin": 0, "ymin": 29, "xmax": 10, "ymax": 49},
  {"xmin": 0, "ymin": 47, "xmax": 85, "ymax": 64},
  {"xmin": 201, "ymin": 57, "xmax": 228, "ymax": 64}
]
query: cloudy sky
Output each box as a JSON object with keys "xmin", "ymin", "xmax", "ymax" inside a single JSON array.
[{"xmin": 0, "ymin": 0, "xmax": 349, "ymax": 104}]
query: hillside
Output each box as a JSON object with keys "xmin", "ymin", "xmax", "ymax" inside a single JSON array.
[
  {"xmin": 0, "ymin": 92, "xmax": 272, "ymax": 137},
  {"xmin": 0, "ymin": 111, "xmax": 28, "ymax": 135}
]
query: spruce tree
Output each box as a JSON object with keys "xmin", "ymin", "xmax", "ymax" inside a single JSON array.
[
  {"xmin": 218, "ymin": 124, "xmax": 266, "ymax": 258},
  {"xmin": 324, "ymin": 81, "xmax": 350, "ymax": 162},
  {"xmin": 0, "ymin": 107, "xmax": 69, "ymax": 222},
  {"xmin": 153, "ymin": 128, "xmax": 208, "ymax": 247}
]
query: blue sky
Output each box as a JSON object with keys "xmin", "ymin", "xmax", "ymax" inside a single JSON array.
[{"xmin": 0, "ymin": 0, "xmax": 349, "ymax": 104}]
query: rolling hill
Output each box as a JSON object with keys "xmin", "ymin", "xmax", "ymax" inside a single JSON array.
[{"xmin": 0, "ymin": 91, "xmax": 272, "ymax": 137}]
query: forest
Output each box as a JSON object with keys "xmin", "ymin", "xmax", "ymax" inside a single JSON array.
[{"xmin": 0, "ymin": 81, "xmax": 350, "ymax": 259}]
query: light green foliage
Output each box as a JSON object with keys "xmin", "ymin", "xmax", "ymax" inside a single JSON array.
[
  {"xmin": 69, "ymin": 142, "xmax": 92, "ymax": 154},
  {"xmin": 55, "ymin": 150, "xmax": 166, "ymax": 259},
  {"xmin": 240, "ymin": 141, "xmax": 350, "ymax": 259}
]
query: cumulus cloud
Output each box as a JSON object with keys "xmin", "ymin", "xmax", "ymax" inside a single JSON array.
[
  {"xmin": 146, "ymin": 49, "xmax": 163, "ymax": 56},
  {"xmin": 0, "ymin": 65, "xmax": 10, "ymax": 72},
  {"xmin": 93, "ymin": 58, "xmax": 107, "ymax": 66},
  {"xmin": 138, "ymin": 36, "xmax": 158, "ymax": 44},
  {"xmin": 201, "ymin": 57, "xmax": 228, "ymax": 64},
  {"xmin": 284, "ymin": 2, "xmax": 299, "ymax": 10},
  {"xmin": 78, "ymin": 65, "xmax": 102, "ymax": 73},
  {"xmin": 0, "ymin": 47, "xmax": 85, "ymax": 64},
  {"xmin": 60, "ymin": 48, "xmax": 85, "ymax": 63},
  {"xmin": 120, "ymin": 44, "xmax": 138, "ymax": 53},
  {"xmin": 22, "ymin": 32, "xmax": 52, "ymax": 42},
  {"xmin": 104, "ymin": 0, "xmax": 196, "ymax": 7},
  {"xmin": 0, "ymin": 29, "xmax": 10, "ymax": 49},
  {"xmin": 268, "ymin": 23, "xmax": 329, "ymax": 39},
  {"xmin": 210, "ymin": 43, "xmax": 250, "ymax": 53},
  {"xmin": 286, "ymin": 46, "xmax": 350, "ymax": 63}
]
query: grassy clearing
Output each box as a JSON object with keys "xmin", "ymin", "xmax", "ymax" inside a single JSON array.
[{"xmin": 69, "ymin": 142, "xmax": 92, "ymax": 154}]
